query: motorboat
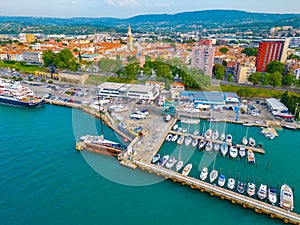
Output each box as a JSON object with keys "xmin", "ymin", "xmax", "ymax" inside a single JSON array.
[
  {"xmin": 165, "ymin": 134, "xmax": 172, "ymax": 141},
  {"xmin": 173, "ymin": 123, "xmax": 179, "ymax": 130},
  {"xmin": 247, "ymin": 149, "xmax": 255, "ymax": 164},
  {"xmin": 177, "ymin": 127, "xmax": 182, "ymax": 133},
  {"xmin": 182, "ymin": 163, "xmax": 192, "ymax": 176},
  {"xmin": 199, "ymin": 167, "xmax": 208, "ymax": 181},
  {"xmin": 192, "ymin": 139, "xmax": 198, "ymax": 148},
  {"xmin": 165, "ymin": 114, "xmax": 171, "ymax": 122},
  {"xmin": 185, "ymin": 136, "xmax": 192, "ymax": 146},
  {"xmin": 225, "ymin": 134, "xmax": 232, "ymax": 143},
  {"xmin": 227, "ymin": 178, "xmax": 235, "ymax": 190},
  {"xmin": 199, "ymin": 140, "xmax": 207, "ymax": 149},
  {"xmin": 182, "ymin": 128, "xmax": 188, "ymax": 133},
  {"xmin": 205, "ymin": 142, "xmax": 212, "ymax": 151},
  {"xmin": 165, "ymin": 156, "xmax": 177, "ymax": 169},
  {"xmin": 220, "ymin": 142, "xmax": 228, "ymax": 156},
  {"xmin": 214, "ymin": 143, "xmax": 220, "ymax": 151},
  {"xmin": 151, "ymin": 154, "xmax": 160, "ymax": 164},
  {"xmin": 239, "ymin": 146, "xmax": 246, "ymax": 158},
  {"xmin": 249, "ymin": 137, "xmax": 256, "ymax": 147},
  {"xmin": 177, "ymin": 135, "xmax": 184, "ymax": 145},
  {"xmin": 268, "ymin": 187, "xmax": 277, "ymax": 205},
  {"xmin": 280, "ymin": 184, "xmax": 294, "ymax": 211},
  {"xmin": 212, "ymin": 130, "xmax": 219, "ymax": 140},
  {"xmin": 157, "ymin": 155, "xmax": 169, "ymax": 166},
  {"xmin": 205, "ymin": 128, "xmax": 212, "ymax": 139},
  {"xmin": 173, "ymin": 124, "xmax": 179, "ymax": 131},
  {"xmin": 209, "ymin": 170, "xmax": 218, "ymax": 183},
  {"xmin": 193, "ymin": 130, "xmax": 200, "ymax": 136},
  {"xmin": 257, "ymin": 184, "xmax": 267, "ymax": 200},
  {"xmin": 220, "ymin": 133, "xmax": 226, "ymax": 141},
  {"xmin": 218, "ymin": 174, "xmax": 226, "ymax": 187},
  {"xmin": 229, "ymin": 146, "xmax": 238, "ymax": 158},
  {"xmin": 247, "ymin": 183, "xmax": 256, "ymax": 197},
  {"xmin": 237, "ymin": 181, "xmax": 246, "ymax": 194},
  {"xmin": 171, "ymin": 134, "xmax": 178, "ymax": 142},
  {"xmin": 242, "ymin": 136, "xmax": 248, "ymax": 145},
  {"xmin": 176, "ymin": 160, "xmax": 184, "ymax": 172}
]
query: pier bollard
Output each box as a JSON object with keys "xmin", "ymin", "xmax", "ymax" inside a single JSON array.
[
  {"xmin": 243, "ymin": 203, "xmax": 247, "ymax": 208},
  {"xmin": 220, "ymin": 196, "xmax": 225, "ymax": 200},
  {"xmin": 156, "ymin": 173, "xmax": 160, "ymax": 176},
  {"xmin": 231, "ymin": 200, "xmax": 235, "ymax": 204},
  {"xmin": 173, "ymin": 178, "xmax": 177, "ymax": 183},
  {"xmin": 283, "ymin": 218, "xmax": 289, "ymax": 224},
  {"xmin": 270, "ymin": 214, "xmax": 275, "ymax": 219}
]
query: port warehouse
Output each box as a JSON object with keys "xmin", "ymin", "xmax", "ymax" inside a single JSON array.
[{"xmin": 265, "ymin": 98, "xmax": 294, "ymax": 118}]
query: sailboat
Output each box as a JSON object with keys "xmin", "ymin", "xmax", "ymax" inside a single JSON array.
[
  {"xmin": 249, "ymin": 137, "xmax": 256, "ymax": 147},
  {"xmin": 242, "ymin": 127, "xmax": 249, "ymax": 145},
  {"xmin": 200, "ymin": 167, "xmax": 208, "ymax": 181},
  {"xmin": 220, "ymin": 142, "xmax": 228, "ymax": 156},
  {"xmin": 220, "ymin": 122, "xmax": 226, "ymax": 141},
  {"xmin": 210, "ymin": 170, "xmax": 218, "ymax": 183}
]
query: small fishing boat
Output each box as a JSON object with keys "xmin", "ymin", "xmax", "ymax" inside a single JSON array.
[
  {"xmin": 257, "ymin": 184, "xmax": 267, "ymax": 200},
  {"xmin": 199, "ymin": 140, "xmax": 207, "ymax": 149},
  {"xmin": 205, "ymin": 128, "xmax": 212, "ymax": 139},
  {"xmin": 227, "ymin": 178, "xmax": 235, "ymax": 190},
  {"xmin": 185, "ymin": 136, "xmax": 192, "ymax": 146},
  {"xmin": 218, "ymin": 174, "xmax": 226, "ymax": 187},
  {"xmin": 176, "ymin": 160, "xmax": 184, "ymax": 172},
  {"xmin": 177, "ymin": 135, "xmax": 184, "ymax": 145},
  {"xmin": 220, "ymin": 133, "xmax": 226, "ymax": 141},
  {"xmin": 225, "ymin": 134, "xmax": 233, "ymax": 143},
  {"xmin": 205, "ymin": 142, "xmax": 212, "ymax": 151},
  {"xmin": 182, "ymin": 128, "xmax": 188, "ymax": 133},
  {"xmin": 192, "ymin": 139, "xmax": 198, "ymax": 148},
  {"xmin": 214, "ymin": 143, "xmax": 220, "ymax": 151},
  {"xmin": 220, "ymin": 142, "xmax": 228, "ymax": 156},
  {"xmin": 165, "ymin": 134, "xmax": 172, "ymax": 141},
  {"xmin": 151, "ymin": 154, "xmax": 160, "ymax": 164},
  {"xmin": 229, "ymin": 146, "xmax": 238, "ymax": 158},
  {"xmin": 173, "ymin": 124, "xmax": 179, "ymax": 131},
  {"xmin": 280, "ymin": 184, "xmax": 294, "ymax": 211},
  {"xmin": 242, "ymin": 136, "xmax": 248, "ymax": 145},
  {"xmin": 165, "ymin": 156, "xmax": 177, "ymax": 169},
  {"xmin": 237, "ymin": 181, "xmax": 246, "ymax": 194},
  {"xmin": 158, "ymin": 155, "xmax": 169, "ymax": 167},
  {"xmin": 247, "ymin": 183, "xmax": 256, "ymax": 197},
  {"xmin": 209, "ymin": 170, "xmax": 218, "ymax": 183},
  {"xmin": 247, "ymin": 149, "xmax": 255, "ymax": 164},
  {"xmin": 193, "ymin": 130, "xmax": 200, "ymax": 136},
  {"xmin": 239, "ymin": 146, "xmax": 246, "ymax": 158},
  {"xmin": 268, "ymin": 187, "xmax": 277, "ymax": 205},
  {"xmin": 182, "ymin": 163, "xmax": 192, "ymax": 176},
  {"xmin": 171, "ymin": 134, "xmax": 178, "ymax": 142},
  {"xmin": 249, "ymin": 137, "xmax": 256, "ymax": 147},
  {"xmin": 212, "ymin": 130, "xmax": 219, "ymax": 140},
  {"xmin": 177, "ymin": 127, "xmax": 182, "ymax": 133},
  {"xmin": 199, "ymin": 167, "xmax": 208, "ymax": 181}
]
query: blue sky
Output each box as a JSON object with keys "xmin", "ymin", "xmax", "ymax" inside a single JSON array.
[{"xmin": 1, "ymin": 0, "xmax": 300, "ymax": 18}]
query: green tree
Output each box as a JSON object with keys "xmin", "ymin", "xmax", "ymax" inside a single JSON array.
[
  {"xmin": 248, "ymin": 72, "xmax": 263, "ymax": 85},
  {"xmin": 227, "ymin": 73, "xmax": 234, "ymax": 82},
  {"xmin": 282, "ymin": 73, "xmax": 295, "ymax": 86},
  {"xmin": 266, "ymin": 71, "xmax": 282, "ymax": 87},
  {"xmin": 54, "ymin": 48, "xmax": 79, "ymax": 72},
  {"xmin": 120, "ymin": 63, "xmax": 140, "ymax": 80},
  {"xmin": 219, "ymin": 47, "xmax": 229, "ymax": 54},
  {"xmin": 127, "ymin": 55, "xmax": 138, "ymax": 63},
  {"xmin": 42, "ymin": 50, "xmax": 56, "ymax": 67},
  {"xmin": 222, "ymin": 60, "xmax": 228, "ymax": 67},
  {"xmin": 241, "ymin": 47, "xmax": 258, "ymax": 57},
  {"xmin": 266, "ymin": 60, "xmax": 285, "ymax": 74},
  {"xmin": 212, "ymin": 64, "xmax": 225, "ymax": 80},
  {"xmin": 142, "ymin": 61, "xmax": 152, "ymax": 77}
]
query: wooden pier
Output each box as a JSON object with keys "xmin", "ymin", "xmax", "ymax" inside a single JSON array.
[
  {"xmin": 168, "ymin": 130, "xmax": 265, "ymax": 154},
  {"xmin": 134, "ymin": 160, "xmax": 300, "ymax": 225}
]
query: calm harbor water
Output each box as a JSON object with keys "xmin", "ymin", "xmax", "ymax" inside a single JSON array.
[{"xmin": 1, "ymin": 104, "xmax": 299, "ymax": 225}]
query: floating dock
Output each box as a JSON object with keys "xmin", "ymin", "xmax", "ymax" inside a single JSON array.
[
  {"xmin": 134, "ymin": 160, "xmax": 300, "ymax": 225},
  {"xmin": 76, "ymin": 142, "xmax": 124, "ymax": 157}
]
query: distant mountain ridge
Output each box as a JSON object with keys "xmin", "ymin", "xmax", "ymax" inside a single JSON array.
[{"xmin": 0, "ymin": 10, "xmax": 299, "ymax": 27}]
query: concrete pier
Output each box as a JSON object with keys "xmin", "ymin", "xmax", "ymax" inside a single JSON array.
[{"xmin": 134, "ymin": 160, "xmax": 300, "ymax": 225}]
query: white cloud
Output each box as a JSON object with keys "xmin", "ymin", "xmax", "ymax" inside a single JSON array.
[{"xmin": 104, "ymin": 0, "xmax": 139, "ymax": 7}]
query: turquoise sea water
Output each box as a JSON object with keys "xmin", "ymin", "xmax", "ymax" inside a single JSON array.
[{"xmin": 1, "ymin": 104, "xmax": 299, "ymax": 225}]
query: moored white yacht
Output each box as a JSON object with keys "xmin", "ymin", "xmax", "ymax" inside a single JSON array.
[
  {"xmin": 176, "ymin": 160, "xmax": 184, "ymax": 172},
  {"xmin": 177, "ymin": 135, "xmax": 184, "ymax": 145},
  {"xmin": 247, "ymin": 149, "xmax": 255, "ymax": 164},
  {"xmin": 199, "ymin": 167, "xmax": 208, "ymax": 181},
  {"xmin": 237, "ymin": 181, "xmax": 246, "ymax": 194},
  {"xmin": 280, "ymin": 184, "xmax": 294, "ymax": 211},
  {"xmin": 171, "ymin": 134, "xmax": 178, "ymax": 142},
  {"xmin": 199, "ymin": 140, "xmax": 206, "ymax": 149},
  {"xmin": 205, "ymin": 128, "xmax": 212, "ymax": 139},
  {"xmin": 165, "ymin": 156, "xmax": 177, "ymax": 169},
  {"xmin": 249, "ymin": 137, "xmax": 256, "ymax": 147},
  {"xmin": 247, "ymin": 183, "xmax": 256, "ymax": 197},
  {"xmin": 212, "ymin": 130, "xmax": 219, "ymax": 140},
  {"xmin": 166, "ymin": 134, "xmax": 172, "ymax": 141},
  {"xmin": 242, "ymin": 136, "xmax": 248, "ymax": 145},
  {"xmin": 209, "ymin": 170, "xmax": 218, "ymax": 183},
  {"xmin": 220, "ymin": 142, "xmax": 228, "ymax": 156},
  {"xmin": 220, "ymin": 133, "xmax": 226, "ymax": 141},
  {"xmin": 257, "ymin": 184, "xmax": 267, "ymax": 200},
  {"xmin": 214, "ymin": 143, "xmax": 220, "ymax": 151},
  {"xmin": 158, "ymin": 155, "xmax": 169, "ymax": 166},
  {"xmin": 268, "ymin": 187, "xmax": 277, "ymax": 205},
  {"xmin": 192, "ymin": 139, "xmax": 198, "ymax": 148},
  {"xmin": 151, "ymin": 154, "xmax": 160, "ymax": 164},
  {"xmin": 218, "ymin": 174, "xmax": 226, "ymax": 187},
  {"xmin": 205, "ymin": 142, "xmax": 212, "ymax": 151},
  {"xmin": 227, "ymin": 178, "xmax": 235, "ymax": 190},
  {"xmin": 225, "ymin": 134, "xmax": 232, "ymax": 143},
  {"xmin": 229, "ymin": 146, "xmax": 238, "ymax": 158},
  {"xmin": 185, "ymin": 136, "xmax": 192, "ymax": 146},
  {"xmin": 239, "ymin": 146, "xmax": 246, "ymax": 158},
  {"xmin": 182, "ymin": 163, "xmax": 192, "ymax": 176},
  {"xmin": 173, "ymin": 124, "xmax": 179, "ymax": 131}
]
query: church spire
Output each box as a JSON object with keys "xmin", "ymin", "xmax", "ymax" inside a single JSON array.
[{"xmin": 127, "ymin": 24, "xmax": 133, "ymax": 51}]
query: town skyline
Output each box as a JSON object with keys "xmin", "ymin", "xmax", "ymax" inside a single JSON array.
[{"xmin": 1, "ymin": 0, "xmax": 300, "ymax": 18}]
